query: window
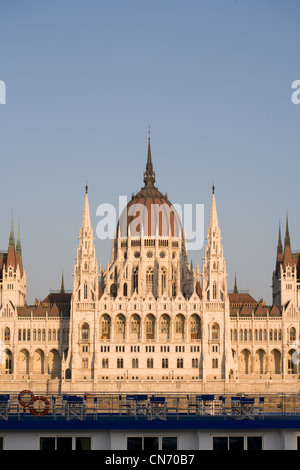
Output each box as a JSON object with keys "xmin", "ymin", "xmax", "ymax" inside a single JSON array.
[
  {"xmin": 117, "ymin": 358, "xmax": 124, "ymax": 368},
  {"xmin": 84, "ymin": 282, "xmax": 88, "ymax": 300},
  {"xmin": 162, "ymin": 358, "xmax": 169, "ymax": 368},
  {"xmin": 161, "ymin": 267, "xmax": 167, "ymax": 295},
  {"xmin": 146, "ymin": 267, "xmax": 154, "ymax": 295},
  {"xmin": 147, "ymin": 358, "xmax": 154, "ymax": 368},
  {"xmin": 127, "ymin": 436, "xmax": 177, "ymax": 451},
  {"xmin": 132, "ymin": 358, "xmax": 139, "ymax": 369},
  {"xmin": 211, "ymin": 323, "xmax": 219, "ymax": 340},
  {"xmin": 177, "ymin": 358, "xmax": 183, "ymax": 368},
  {"xmin": 40, "ymin": 436, "xmax": 91, "ymax": 451},
  {"xmin": 133, "ymin": 267, "xmax": 139, "ymax": 293},
  {"xmin": 81, "ymin": 323, "xmax": 89, "ymax": 340},
  {"xmin": 4, "ymin": 327, "xmax": 10, "ymax": 342},
  {"xmin": 213, "ymin": 436, "xmax": 262, "ymax": 451},
  {"xmin": 213, "ymin": 282, "xmax": 217, "ymax": 300}
]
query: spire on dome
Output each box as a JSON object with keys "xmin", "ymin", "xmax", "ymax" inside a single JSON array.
[{"xmin": 143, "ymin": 128, "xmax": 156, "ymax": 187}]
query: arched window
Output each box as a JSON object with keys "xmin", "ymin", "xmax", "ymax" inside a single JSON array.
[
  {"xmin": 290, "ymin": 327, "xmax": 296, "ymax": 342},
  {"xmin": 133, "ymin": 267, "xmax": 138, "ymax": 293},
  {"xmin": 81, "ymin": 323, "xmax": 89, "ymax": 340},
  {"xmin": 132, "ymin": 358, "xmax": 139, "ymax": 368},
  {"xmin": 117, "ymin": 358, "xmax": 123, "ymax": 368},
  {"xmin": 84, "ymin": 282, "xmax": 88, "ymax": 300},
  {"xmin": 147, "ymin": 358, "xmax": 153, "ymax": 368},
  {"xmin": 4, "ymin": 327, "xmax": 10, "ymax": 342},
  {"xmin": 162, "ymin": 358, "xmax": 169, "ymax": 369},
  {"xmin": 123, "ymin": 283, "xmax": 128, "ymax": 297},
  {"xmin": 213, "ymin": 282, "xmax": 217, "ymax": 300},
  {"xmin": 146, "ymin": 267, "xmax": 154, "ymax": 295},
  {"xmin": 177, "ymin": 358, "xmax": 183, "ymax": 368},
  {"xmin": 102, "ymin": 358, "xmax": 108, "ymax": 368},
  {"xmin": 211, "ymin": 323, "xmax": 219, "ymax": 340},
  {"xmin": 161, "ymin": 267, "xmax": 167, "ymax": 295}
]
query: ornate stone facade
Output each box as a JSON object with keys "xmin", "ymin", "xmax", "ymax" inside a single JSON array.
[{"xmin": 1, "ymin": 139, "xmax": 300, "ymax": 394}]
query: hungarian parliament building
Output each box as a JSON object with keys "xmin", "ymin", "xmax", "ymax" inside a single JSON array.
[{"xmin": 1, "ymin": 138, "xmax": 300, "ymax": 395}]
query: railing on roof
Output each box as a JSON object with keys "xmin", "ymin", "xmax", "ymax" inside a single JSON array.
[{"xmin": 1, "ymin": 391, "xmax": 300, "ymax": 422}]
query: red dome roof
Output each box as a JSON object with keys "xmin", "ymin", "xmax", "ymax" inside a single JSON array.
[{"xmin": 118, "ymin": 139, "xmax": 182, "ymax": 238}]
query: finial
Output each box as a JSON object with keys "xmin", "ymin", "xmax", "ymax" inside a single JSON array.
[
  {"xmin": 148, "ymin": 124, "xmax": 151, "ymax": 141},
  {"xmin": 212, "ymin": 183, "xmax": 215, "ymax": 194},
  {"xmin": 85, "ymin": 181, "xmax": 88, "ymax": 194}
]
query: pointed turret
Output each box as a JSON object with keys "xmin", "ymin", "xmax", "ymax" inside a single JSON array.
[
  {"xmin": 15, "ymin": 223, "xmax": 23, "ymax": 275},
  {"xmin": 81, "ymin": 184, "xmax": 92, "ymax": 231},
  {"xmin": 208, "ymin": 185, "xmax": 219, "ymax": 233},
  {"xmin": 284, "ymin": 213, "xmax": 292, "ymax": 267},
  {"xmin": 233, "ymin": 274, "xmax": 238, "ymax": 294},
  {"xmin": 275, "ymin": 222, "xmax": 283, "ymax": 274},
  {"xmin": 60, "ymin": 272, "xmax": 65, "ymax": 294},
  {"xmin": 7, "ymin": 214, "xmax": 16, "ymax": 268},
  {"xmin": 143, "ymin": 130, "xmax": 156, "ymax": 187},
  {"xmin": 9, "ymin": 214, "xmax": 15, "ymax": 247}
]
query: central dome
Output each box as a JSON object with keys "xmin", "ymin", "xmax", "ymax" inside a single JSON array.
[{"xmin": 118, "ymin": 138, "xmax": 182, "ymax": 238}]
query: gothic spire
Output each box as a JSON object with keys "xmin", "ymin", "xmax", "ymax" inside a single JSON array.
[
  {"xmin": 283, "ymin": 212, "xmax": 292, "ymax": 267},
  {"xmin": 81, "ymin": 184, "xmax": 92, "ymax": 229},
  {"xmin": 233, "ymin": 274, "xmax": 238, "ymax": 294},
  {"xmin": 60, "ymin": 272, "xmax": 65, "ymax": 294},
  {"xmin": 143, "ymin": 129, "xmax": 156, "ymax": 187},
  {"xmin": 277, "ymin": 221, "xmax": 283, "ymax": 254},
  {"xmin": 9, "ymin": 213, "xmax": 15, "ymax": 247},
  {"xmin": 284, "ymin": 212, "xmax": 290, "ymax": 248},
  {"xmin": 208, "ymin": 185, "xmax": 219, "ymax": 232},
  {"xmin": 16, "ymin": 222, "xmax": 22, "ymax": 255}
]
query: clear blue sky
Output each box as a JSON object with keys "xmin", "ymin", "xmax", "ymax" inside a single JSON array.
[{"xmin": 0, "ymin": 0, "xmax": 299, "ymax": 304}]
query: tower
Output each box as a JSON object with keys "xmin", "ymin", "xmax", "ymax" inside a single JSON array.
[
  {"xmin": 201, "ymin": 186, "xmax": 234, "ymax": 381},
  {"xmin": 1, "ymin": 216, "xmax": 26, "ymax": 308},
  {"xmin": 64, "ymin": 185, "xmax": 98, "ymax": 382}
]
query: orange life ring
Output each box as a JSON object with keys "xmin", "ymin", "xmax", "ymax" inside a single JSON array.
[
  {"xmin": 18, "ymin": 389, "xmax": 34, "ymax": 408},
  {"xmin": 29, "ymin": 395, "xmax": 50, "ymax": 416}
]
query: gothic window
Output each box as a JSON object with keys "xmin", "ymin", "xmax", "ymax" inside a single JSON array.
[
  {"xmin": 4, "ymin": 327, "xmax": 10, "ymax": 342},
  {"xmin": 145, "ymin": 315, "xmax": 155, "ymax": 339},
  {"xmin": 132, "ymin": 358, "xmax": 139, "ymax": 369},
  {"xmin": 192, "ymin": 358, "xmax": 199, "ymax": 368},
  {"xmin": 102, "ymin": 358, "xmax": 109, "ymax": 368},
  {"xmin": 116, "ymin": 315, "xmax": 125, "ymax": 334},
  {"xmin": 161, "ymin": 267, "xmax": 167, "ymax": 295},
  {"xmin": 213, "ymin": 282, "xmax": 217, "ymax": 300},
  {"xmin": 133, "ymin": 267, "xmax": 139, "ymax": 293},
  {"xmin": 146, "ymin": 267, "xmax": 154, "ymax": 295},
  {"xmin": 175, "ymin": 315, "xmax": 184, "ymax": 334},
  {"xmin": 117, "ymin": 358, "xmax": 123, "ymax": 368},
  {"xmin": 123, "ymin": 283, "xmax": 128, "ymax": 297},
  {"xmin": 212, "ymin": 358, "xmax": 218, "ymax": 368},
  {"xmin": 78, "ymin": 289, "xmax": 81, "ymax": 301},
  {"xmin": 211, "ymin": 323, "xmax": 219, "ymax": 340},
  {"xmin": 81, "ymin": 323, "xmax": 89, "ymax": 340},
  {"xmin": 172, "ymin": 282, "xmax": 176, "ymax": 297},
  {"xmin": 290, "ymin": 327, "xmax": 296, "ymax": 342},
  {"xmin": 162, "ymin": 358, "xmax": 169, "ymax": 368},
  {"xmin": 84, "ymin": 282, "xmax": 88, "ymax": 300},
  {"xmin": 160, "ymin": 315, "xmax": 170, "ymax": 334},
  {"xmin": 147, "ymin": 358, "xmax": 153, "ymax": 368},
  {"xmin": 177, "ymin": 358, "xmax": 183, "ymax": 368},
  {"xmin": 207, "ymin": 289, "xmax": 210, "ymax": 301}
]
